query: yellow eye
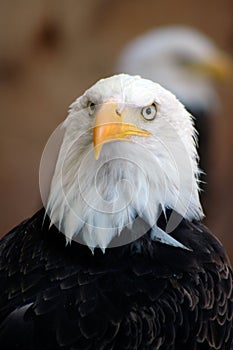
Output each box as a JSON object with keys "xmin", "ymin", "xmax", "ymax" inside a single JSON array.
[
  {"xmin": 87, "ymin": 101, "xmax": 96, "ymax": 115},
  {"xmin": 141, "ymin": 103, "xmax": 157, "ymax": 121}
]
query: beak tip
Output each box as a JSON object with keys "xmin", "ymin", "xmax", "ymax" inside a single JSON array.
[{"xmin": 94, "ymin": 145, "xmax": 101, "ymax": 160}]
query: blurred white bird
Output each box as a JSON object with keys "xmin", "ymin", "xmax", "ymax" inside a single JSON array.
[{"xmin": 116, "ymin": 26, "xmax": 232, "ymax": 186}]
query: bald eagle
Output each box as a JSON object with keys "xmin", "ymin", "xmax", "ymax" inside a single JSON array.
[
  {"xmin": 0, "ymin": 74, "xmax": 232, "ymax": 349},
  {"xmin": 116, "ymin": 26, "xmax": 233, "ymax": 181}
]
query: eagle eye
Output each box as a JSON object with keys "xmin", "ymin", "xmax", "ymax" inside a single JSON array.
[
  {"xmin": 141, "ymin": 103, "xmax": 157, "ymax": 121},
  {"xmin": 87, "ymin": 101, "xmax": 96, "ymax": 115}
]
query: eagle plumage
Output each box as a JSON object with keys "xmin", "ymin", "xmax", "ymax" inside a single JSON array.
[
  {"xmin": 0, "ymin": 210, "xmax": 232, "ymax": 349},
  {"xmin": 0, "ymin": 74, "xmax": 232, "ymax": 349}
]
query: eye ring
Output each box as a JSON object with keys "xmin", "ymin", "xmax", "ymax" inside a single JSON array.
[
  {"xmin": 141, "ymin": 103, "xmax": 157, "ymax": 121},
  {"xmin": 87, "ymin": 101, "xmax": 96, "ymax": 115}
]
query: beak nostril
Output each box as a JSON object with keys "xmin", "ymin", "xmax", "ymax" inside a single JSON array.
[{"xmin": 116, "ymin": 109, "xmax": 121, "ymax": 116}]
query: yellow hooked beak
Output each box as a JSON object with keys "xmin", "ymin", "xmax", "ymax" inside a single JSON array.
[
  {"xmin": 93, "ymin": 101, "xmax": 151, "ymax": 159},
  {"xmin": 189, "ymin": 52, "xmax": 233, "ymax": 81}
]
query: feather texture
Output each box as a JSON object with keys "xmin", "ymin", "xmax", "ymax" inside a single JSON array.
[{"xmin": 0, "ymin": 209, "xmax": 232, "ymax": 349}]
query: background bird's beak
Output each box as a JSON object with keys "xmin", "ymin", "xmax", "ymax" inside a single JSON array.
[
  {"xmin": 93, "ymin": 101, "xmax": 151, "ymax": 159},
  {"xmin": 189, "ymin": 52, "xmax": 233, "ymax": 81}
]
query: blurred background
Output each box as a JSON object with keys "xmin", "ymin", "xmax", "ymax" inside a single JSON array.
[{"xmin": 0, "ymin": 0, "xmax": 233, "ymax": 258}]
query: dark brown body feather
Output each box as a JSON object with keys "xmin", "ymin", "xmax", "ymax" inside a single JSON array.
[{"xmin": 0, "ymin": 209, "xmax": 232, "ymax": 349}]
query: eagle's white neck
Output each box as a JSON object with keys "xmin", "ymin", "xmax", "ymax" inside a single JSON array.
[{"xmin": 46, "ymin": 131, "xmax": 203, "ymax": 251}]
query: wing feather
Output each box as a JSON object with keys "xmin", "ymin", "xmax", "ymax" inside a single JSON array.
[{"xmin": 0, "ymin": 209, "xmax": 232, "ymax": 349}]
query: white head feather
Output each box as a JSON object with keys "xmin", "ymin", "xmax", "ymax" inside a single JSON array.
[{"xmin": 46, "ymin": 74, "xmax": 203, "ymax": 251}]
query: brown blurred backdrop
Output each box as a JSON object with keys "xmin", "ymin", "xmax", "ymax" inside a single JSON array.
[{"xmin": 0, "ymin": 0, "xmax": 233, "ymax": 258}]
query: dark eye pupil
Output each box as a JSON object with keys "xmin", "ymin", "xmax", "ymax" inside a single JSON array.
[
  {"xmin": 90, "ymin": 102, "xmax": 95, "ymax": 110},
  {"xmin": 141, "ymin": 104, "xmax": 157, "ymax": 121}
]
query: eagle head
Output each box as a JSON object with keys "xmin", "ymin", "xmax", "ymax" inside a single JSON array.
[{"xmin": 45, "ymin": 74, "xmax": 203, "ymax": 252}]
